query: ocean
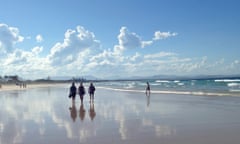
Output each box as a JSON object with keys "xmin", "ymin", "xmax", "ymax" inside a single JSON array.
[{"xmin": 94, "ymin": 78, "xmax": 240, "ymax": 97}]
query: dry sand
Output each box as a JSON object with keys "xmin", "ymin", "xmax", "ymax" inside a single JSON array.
[
  {"xmin": 0, "ymin": 83, "xmax": 66, "ymax": 91},
  {"xmin": 0, "ymin": 84, "xmax": 240, "ymax": 144}
]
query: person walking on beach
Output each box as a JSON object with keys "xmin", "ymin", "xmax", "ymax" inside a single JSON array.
[
  {"xmin": 69, "ymin": 82, "xmax": 77, "ymax": 101},
  {"xmin": 78, "ymin": 82, "xmax": 86, "ymax": 104},
  {"xmin": 146, "ymin": 82, "xmax": 150, "ymax": 95},
  {"xmin": 88, "ymin": 83, "xmax": 96, "ymax": 101}
]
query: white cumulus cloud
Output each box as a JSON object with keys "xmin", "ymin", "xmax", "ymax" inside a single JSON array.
[
  {"xmin": 1, "ymin": 48, "xmax": 51, "ymax": 79},
  {"xmin": 153, "ymin": 31, "xmax": 177, "ymax": 40},
  {"xmin": 144, "ymin": 52, "xmax": 177, "ymax": 59},
  {"xmin": 114, "ymin": 27, "xmax": 178, "ymax": 54},
  {"xmin": 0, "ymin": 23, "xmax": 24, "ymax": 53},
  {"xmin": 1, "ymin": 23, "xmax": 239, "ymax": 79},
  {"xmin": 118, "ymin": 27, "xmax": 142, "ymax": 49},
  {"xmin": 36, "ymin": 34, "xmax": 43, "ymax": 43},
  {"xmin": 47, "ymin": 26, "xmax": 101, "ymax": 66}
]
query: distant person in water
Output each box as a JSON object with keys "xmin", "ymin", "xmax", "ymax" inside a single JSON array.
[
  {"xmin": 78, "ymin": 82, "xmax": 86, "ymax": 104},
  {"xmin": 69, "ymin": 82, "xmax": 77, "ymax": 101},
  {"xmin": 146, "ymin": 82, "xmax": 150, "ymax": 95},
  {"xmin": 88, "ymin": 83, "xmax": 96, "ymax": 101}
]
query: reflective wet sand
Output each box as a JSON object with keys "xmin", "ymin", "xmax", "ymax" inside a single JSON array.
[{"xmin": 1, "ymin": 84, "xmax": 240, "ymax": 144}]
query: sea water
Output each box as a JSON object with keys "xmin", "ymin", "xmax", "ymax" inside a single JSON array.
[{"xmin": 95, "ymin": 78, "xmax": 240, "ymax": 97}]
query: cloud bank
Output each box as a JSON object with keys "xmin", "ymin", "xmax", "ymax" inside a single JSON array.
[{"xmin": 0, "ymin": 23, "xmax": 239, "ymax": 79}]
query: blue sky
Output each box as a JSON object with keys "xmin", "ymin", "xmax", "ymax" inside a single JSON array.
[{"xmin": 0, "ymin": 0, "xmax": 240, "ymax": 79}]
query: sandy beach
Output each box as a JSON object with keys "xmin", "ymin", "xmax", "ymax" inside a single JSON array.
[
  {"xmin": 0, "ymin": 83, "xmax": 67, "ymax": 91},
  {"xmin": 0, "ymin": 83, "xmax": 240, "ymax": 144}
]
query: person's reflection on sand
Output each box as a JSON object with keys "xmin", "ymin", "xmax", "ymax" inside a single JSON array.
[
  {"xmin": 69, "ymin": 100, "xmax": 77, "ymax": 122},
  {"xmin": 146, "ymin": 93, "xmax": 150, "ymax": 107},
  {"xmin": 89, "ymin": 101, "xmax": 96, "ymax": 121},
  {"xmin": 79, "ymin": 103, "xmax": 86, "ymax": 121}
]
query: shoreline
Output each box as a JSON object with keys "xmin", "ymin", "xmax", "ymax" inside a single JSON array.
[
  {"xmin": 97, "ymin": 86, "xmax": 240, "ymax": 97},
  {"xmin": 0, "ymin": 82, "xmax": 67, "ymax": 92},
  {"xmin": 1, "ymin": 82, "xmax": 240, "ymax": 98}
]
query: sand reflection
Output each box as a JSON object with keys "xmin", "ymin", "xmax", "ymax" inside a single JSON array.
[
  {"xmin": 69, "ymin": 100, "xmax": 77, "ymax": 122},
  {"xmin": 146, "ymin": 94, "xmax": 150, "ymax": 107},
  {"xmin": 79, "ymin": 103, "xmax": 86, "ymax": 121},
  {"xmin": 0, "ymin": 86, "xmax": 176, "ymax": 144},
  {"xmin": 1, "ymin": 85, "xmax": 240, "ymax": 144},
  {"xmin": 88, "ymin": 101, "xmax": 96, "ymax": 121}
]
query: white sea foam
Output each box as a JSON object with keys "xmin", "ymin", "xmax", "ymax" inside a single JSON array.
[
  {"xmin": 97, "ymin": 86, "xmax": 240, "ymax": 97},
  {"xmin": 138, "ymin": 82, "xmax": 147, "ymax": 86},
  {"xmin": 177, "ymin": 83, "xmax": 184, "ymax": 86},
  {"xmin": 97, "ymin": 86, "xmax": 145, "ymax": 93},
  {"xmin": 151, "ymin": 83, "xmax": 162, "ymax": 86},
  {"xmin": 215, "ymin": 79, "xmax": 240, "ymax": 82},
  {"xmin": 156, "ymin": 80, "xmax": 170, "ymax": 83},
  {"xmin": 124, "ymin": 82, "xmax": 136, "ymax": 89},
  {"xmin": 227, "ymin": 83, "xmax": 240, "ymax": 87},
  {"xmin": 229, "ymin": 89, "xmax": 240, "ymax": 92}
]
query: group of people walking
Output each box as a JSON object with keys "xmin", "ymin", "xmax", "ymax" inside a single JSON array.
[
  {"xmin": 69, "ymin": 82, "xmax": 96, "ymax": 104},
  {"xmin": 69, "ymin": 81, "xmax": 150, "ymax": 103},
  {"xmin": 68, "ymin": 81, "xmax": 150, "ymax": 121}
]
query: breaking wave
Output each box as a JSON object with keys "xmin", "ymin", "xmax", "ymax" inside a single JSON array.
[
  {"xmin": 97, "ymin": 86, "xmax": 240, "ymax": 97},
  {"xmin": 215, "ymin": 79, "xmax": 240, "ymax": 82}
]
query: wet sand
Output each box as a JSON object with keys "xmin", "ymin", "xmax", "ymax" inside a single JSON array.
[{"xmin": 0, "ymin": 84, "xmax": 240, "ymax": 144}]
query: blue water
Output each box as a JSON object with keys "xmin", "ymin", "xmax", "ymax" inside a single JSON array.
[{"xmin": 95, "ymin": 78, "xmax": 240, "ymax": 97}]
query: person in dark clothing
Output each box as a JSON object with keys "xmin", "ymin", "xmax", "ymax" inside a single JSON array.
[
  {"xmin": 69, "ymin": 82, "xmax": 77, "ymax": 101},
  {"xmin": 145, "ymin": 82, "xmax": 150, "ymax": 96},
  {"xmin": 78, "ymin": 82, "xmax": 85, "ymax": 104},
  {"xmin": 88, "ymin": 83, "xmax": 96, "ymax": 101}
]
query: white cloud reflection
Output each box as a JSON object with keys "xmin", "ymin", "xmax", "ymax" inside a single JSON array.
[{"xmin": 0, "ymin": 86, "xmax": 181, "ymax": 143}]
